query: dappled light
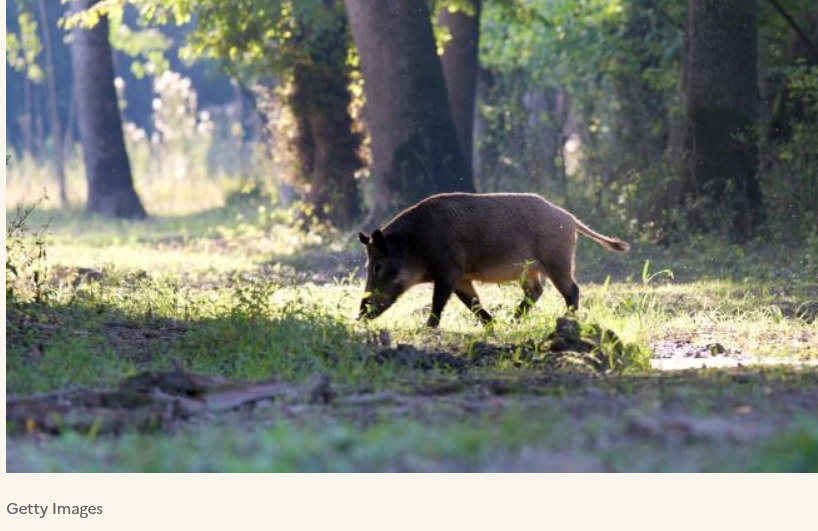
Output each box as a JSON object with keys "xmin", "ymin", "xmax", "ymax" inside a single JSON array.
[{"xmin": 5, "ymin": 0, "xmax": 818, "ymax": 473}]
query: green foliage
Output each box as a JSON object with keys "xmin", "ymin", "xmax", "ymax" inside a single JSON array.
[
  {"xmin": 6, "ymin": 7, "xmax": 44, "ymax": 82},
  {"xmin": 61, "ymin": 0, "xmax": 116, "ymax": 30},
  {"xmin": 141, "ymin": 0, "xmax": 351, "ymax": 85},
  {"xmin": 125, "ymin": 0, "xmax": 365, "ymax": 224},
  {"xmin": 477, "ymin": 0, "xmax": 685, "ymax": 236},
  {"xmin": 751, "ymin": 421, "xmax": 818, "ymax": 472},
  {"xmin": 61, "ymin": 1, "xmax": 173, "ymax": 78},
  {"xmin": 108, "ymin": 8, "xmax": 172, "ymax": 77},
  {"xmin": 6, "ymin": 197, "xmax": 50, "ymax": 305},
  {"xmin": 477, "ymin": 0, "xmax": 818, "ymax": 243},
  {"xmin": 762, "ymin": 65, "xmax": 818, "ymax": 241},
  {"xmin": 481, "ymin": 0, "xmax": 683, "ymax": 117}
]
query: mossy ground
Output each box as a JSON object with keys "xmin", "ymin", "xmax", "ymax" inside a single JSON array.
[{"xmin": 6, "ymin": 202, "xmax": 818, "ymax": 472}]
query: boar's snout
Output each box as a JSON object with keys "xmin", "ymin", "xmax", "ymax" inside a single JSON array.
[
  {"xmin": 358, "ymin": 297, "xmax": 371, "ymax": 320},
  {"xmin": 358, "ymin": 293, "xmax": 390, "ymax": 320}
]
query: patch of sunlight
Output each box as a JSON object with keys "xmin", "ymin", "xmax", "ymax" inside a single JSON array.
[{"xmin": 48, "ymin": 244, "xmax": 256, "ymax": 275}]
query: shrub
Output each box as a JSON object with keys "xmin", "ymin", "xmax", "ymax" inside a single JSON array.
[
  {"xmin": 6, "ymin": 196, "xmax": 50, "ymax": 305},
  {"xmin": 762, "ymin": 65, "xmax": 818, "ymax": 242}
]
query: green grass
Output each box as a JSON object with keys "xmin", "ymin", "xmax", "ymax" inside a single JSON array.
[
  {"xmin": 6, "ymin": 203, "xmax": 818, "ymax": 471},
  {"xmin": 10, "ymin": 392, "xmax": 818, "ymax": 472}
]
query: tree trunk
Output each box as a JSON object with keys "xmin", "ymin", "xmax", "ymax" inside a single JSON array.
[
  {"xmin": 683, "ymin": 0, "xmax": 760, "ymax": 241},
  {"xmin": 343, "ymin": 0, "xmax": 474, "ymax": 220},
  {"xmin": 37, "ymin": 0, "xmax": 68, "ymax": 206},
  {"xmin": 33, "ymin": 84, "xmax": 45, "ymax": 156},
  {"xmin": 63, "ymin": 85, "xmax": 75, "ymax": 154},
  {"xmin": 69, "ymin": 0, "xmax": 146, "ymax": 219},
  {"xmin": 289, "ymin": 0, "xmax": 362, "ymax": 228},
  {"xmin": 522, "ymin": 86, "xmax": 569, "ymax": 187},
  {"xmin": 439, "ymin": 0, "xmax": 481, "ymax": 178},
  {"xmin": 21, "ymin": 76, "xmax": 34, "ymax": 156},
  {"xmin": 301, "ymin": 105, "xmax": 362, "ymax": 228},
  {"xmin": 472, "ymin": 66, "xmax": 493, "ymax": 188},
  {"xmin": 290, "ymin": 64, "xmax": 362, "ymax": 228}
]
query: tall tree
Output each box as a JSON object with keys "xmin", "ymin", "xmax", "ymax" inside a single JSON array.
[
  {"xmin": 438, "ymin": 0, "xmax": 481, "ymax": 178},
  {"xmin": 69, "ymin": 0, "xmax": 146, "ymax": 219},
  {"xmin": 37, "ymin": 0, "xmax": 67, "ymax": 206},
  {"xmin": 290, "ymin": 1, "xmax": 363, "ymax": 228},
  {"xmin": 344, "ymin": 0, "xmax": 474, "ymax": 219},
  {"xmin": 173, "ymin": 0, "xmax": 362, "ymax": 228},
  {"xmin": 683, "ymin": 0, "xmax": 760, "ymax": 240}
]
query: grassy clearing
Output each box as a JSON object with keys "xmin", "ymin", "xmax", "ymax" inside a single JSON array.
[
  {"xmin": 8, "ymin": 204, "xmax": 815, "ymax": 394},
  {"xmin": 6, "ymin": 202, "xmax": 818, "ymax": 471}
]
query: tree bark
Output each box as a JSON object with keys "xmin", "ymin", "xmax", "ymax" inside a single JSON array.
[
  {"xmin": 291, "ymin": 67, "xmax": 362, "ymax": 226},
  {"xmin": 33, "ymin": 84, "xmax": 45, "ymax": 156},
  {"xmin": 301, "ymin": 105, "xmax": 362, "ymax": 228},
  {"xmin": 439, "ymin": 0, "xmax": 481, "ymax": 178},
  {"xmin": 21, "ymin": 76, "xmax": 34, "ymax": 156},
  {"xmin": 683, "ymin": 0, "xmax": 760, "ymax": 241},
  {"xmin": 63, "ymin": 85, "xmax": 76, "ymax": 154},
  {"xmin": 288, "ymin": 0, "xmax": 362, "ymax": 228},
  {"xmin": 37, "ymin": 0, "xmax": 68, "ymax": 206},
  {"xmin": 69, "ymin": 0, "xmax": 146, "ymax": 219},
  {"xmin": 522, "ymin": 86, "xmax": 569, "ymax": 187},
  {"xmin": 343, "ymin": 0, "xmax": 474, "ymax": 220}
]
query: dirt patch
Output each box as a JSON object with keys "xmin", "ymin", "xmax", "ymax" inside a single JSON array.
[
  {"xmin": 651, "ymin": 339, "xmax": 750, "ymax": 370},
  {"xmin": 653, "ymin": 339, "xmax": 746, "ymax": 360},
  {"xmin": 649, "ymin": 338, "xmax": 818, "ymax": 370},
  {"xmin": 8, "ymin": 369, "xmax": 507, "ymax": 437},
  {"xmin": 374, "ymin": 317, "xmax": 642, "ymax": 374},
  {"xmin": 625, "ymin": 413, "xmax": 769, "ymax": 443},
  {"xmin": 374, "ymin": 345, "xmax": 471, "ymax": 370},
  {"xmin": 7, "ymin": 296, "xmax": 186, "ymax": 367},
  {"xmin": 100, "ymin": 320, "xmax": 186, "ymax": 364},
  {"xmin": 9, "ymin": 366, "xmax": 818, "ymax": 472},
  {"xmin": 7, "ymin": 370, "xmax": 307, "ymax": 435}
]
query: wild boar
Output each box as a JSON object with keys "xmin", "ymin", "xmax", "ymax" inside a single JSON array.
[{"xmin": 358, "ymin": 192, "xmax": 629, "ymax": 327}]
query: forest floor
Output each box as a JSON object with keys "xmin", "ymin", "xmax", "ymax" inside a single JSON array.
[{"xmin": 6, "ymin": 202, "xmax": 818, "ymax": 472}]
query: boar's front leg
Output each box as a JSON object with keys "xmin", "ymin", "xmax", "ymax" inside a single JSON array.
[
  {"xmin": 427, "ymin": 274, "xmax": 457, "ymax": 328},
  {"xmin": 455, "ymin": 280, "xmax": 493, "ymax": 325}
]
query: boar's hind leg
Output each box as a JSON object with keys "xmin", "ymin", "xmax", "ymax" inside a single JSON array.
[
  {"xmin": 455, "ymin": 280, "xmax": 493, "ymax": 324},
  {"xmin": 551, "ymin": 276, "xmax": 580, "ymax": 311},
  {"xmin": 514, "ymin": 277, "xmax": 544, "ymax": 319},
  {"xmin": 543, "ymin": 258, "xmax": 580, "ymax": 311},
  {"xmin": 427, "ymin": 275, "xmax": 457, "ymax": 328}
]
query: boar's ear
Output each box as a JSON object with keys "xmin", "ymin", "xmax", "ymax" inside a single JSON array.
[
  {"xmin": 358, "ymin": 232, "xmax": 370, "ymax": 245},
  {"xmin": 371, "ymin": 229, "xmax": 389, "ymax": 255}
]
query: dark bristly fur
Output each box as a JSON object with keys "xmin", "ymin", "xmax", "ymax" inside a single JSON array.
[{"xmin": 358, "ymin": 192, "xmax": 629, "ymax": 327}]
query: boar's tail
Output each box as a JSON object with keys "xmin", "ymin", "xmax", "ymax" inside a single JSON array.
[{"xmin": 574, "ymin": 218, "xmax": 630, "ymax": 253}]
